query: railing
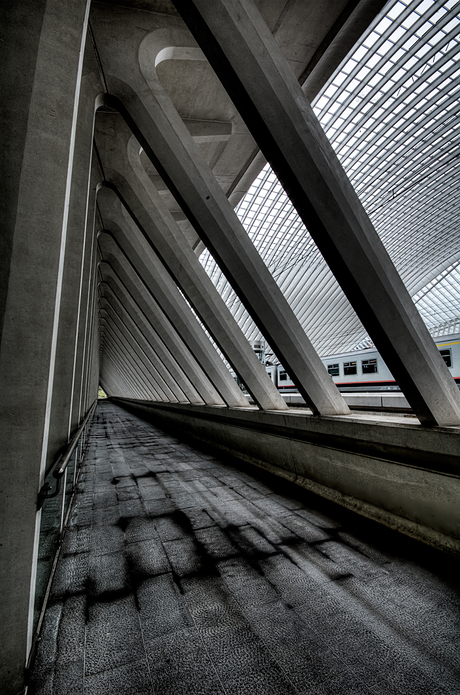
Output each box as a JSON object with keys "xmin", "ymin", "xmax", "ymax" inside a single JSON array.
[{"xmin": 27, "ymin": 400, "xmax": 98, "ymax": 679}]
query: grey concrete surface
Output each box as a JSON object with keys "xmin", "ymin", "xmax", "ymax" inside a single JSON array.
[
  {"xmin": 90, "ymin": 3, "xmax": 351, "ymax": 417},
  {"xmin": 30, "ymin": 401, "xmax": 460, "ymax": 694}
]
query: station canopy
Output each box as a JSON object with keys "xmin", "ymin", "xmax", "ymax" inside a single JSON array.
[{"xmin": 200, "ymin": 0, "xmax": 460, "ymax": 362}]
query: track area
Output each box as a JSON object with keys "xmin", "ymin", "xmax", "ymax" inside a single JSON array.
[{"xmin": 30, "ymin": 401, "xmax": 460, "ymax": 695}]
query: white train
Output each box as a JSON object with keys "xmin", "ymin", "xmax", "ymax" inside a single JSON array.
[{"xmin": 265, "ymin": 334, "xmax": 460, "ymax": 393}]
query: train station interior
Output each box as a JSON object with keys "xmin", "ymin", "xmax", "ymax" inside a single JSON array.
[{"xmin": 1, "ymin": 0, "xmax": 460, "ymax": 693}]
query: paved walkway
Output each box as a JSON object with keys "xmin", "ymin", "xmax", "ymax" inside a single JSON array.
[{"xmin": 30, "ymin": 401, "xmax": 460, "ymax": 694}]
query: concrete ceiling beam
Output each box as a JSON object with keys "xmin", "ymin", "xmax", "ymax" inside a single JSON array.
[
  {"xmin": 99, "ymin": 275, "xmax": 205, "ymax": 405},
  {"xmin": 90, "ymin": 11, "xmax": 349, "ymax": 416},
  {"xmin": 98, "ymin": 258, "xmax": 224, "ymax": 407},
  {"xmin": 100, "ymin": 301, "xmax": 179, "ymax": 402},
  {"xmin": 100, "ymin": 284, "xmax": 195, "ymax": 403},
  {"xmin": 100, "ymin": 313, "xmax": 164, "ymax": 400},
  {"xmin": 94, "ymin": 112, "xmax": 287, "ymax": 410},
  {"xmin": 97, "ymin": 226, "xmax": 247, "ymax": 407}
]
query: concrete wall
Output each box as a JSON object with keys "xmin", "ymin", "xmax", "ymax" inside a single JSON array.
[{"xmin": 113, "ymin": 398, "xmax": 460, "ymax": 555}]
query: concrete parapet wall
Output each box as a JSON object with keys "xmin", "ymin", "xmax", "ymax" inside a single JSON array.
[{"xmin": 112, "ymin": 398, "xmax": 460, "ymax": 555}]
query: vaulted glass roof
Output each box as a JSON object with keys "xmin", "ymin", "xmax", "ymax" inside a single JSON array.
[{"xmin": 200, "ymin": 0, "xmax": 460, "ymax": 361}]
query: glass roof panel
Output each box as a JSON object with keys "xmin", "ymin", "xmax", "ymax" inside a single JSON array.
[{"xmin": 200, "ymin": 0, "xmax": 460, "ymax": 359}]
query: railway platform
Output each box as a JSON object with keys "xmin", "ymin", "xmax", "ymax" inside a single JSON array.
[{"xmin": 29, "ymin": 401, "xmax": 460, "ymax": 695}]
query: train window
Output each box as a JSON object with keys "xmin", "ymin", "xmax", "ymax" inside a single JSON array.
[
  {"xmin": 327, "ymin": 363, "xmax": 340, "ymax": 376},
  {"xmin": 439, "ymin": 349, "xmax": 452, "ymax": 368},
  {"xmin": 279, "ymin": 371, "xmax": 288, "ymax": 381},
  {"xmin": 343, "ymin": 361, "xmax": 357, "ymax": 375},
  {"xmin": 362, "ymin": 358, "xmax": 378, "ymax": 374}
]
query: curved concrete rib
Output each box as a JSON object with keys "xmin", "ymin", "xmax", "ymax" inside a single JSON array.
[
  {"xmin": 89, "ymin": 5, "xmax": 349, "ymax": 416},
  {"xmin": 100, "ymin": 310, "xmax": 167, "ymax": 400},
  {"xmin": 97, "ymin": 223, "xmax": 249, "ymax": 408},
  {"xmin": 99, "ymin": 259, "xmax": 224, "ymax": 407},
  {"xmin": 100, "ymin": 300, "xmax": 179, "ymax": 402},
  {"xmin": 95, "ymin": 111, "xmax": 287, "ymax": 411},
  {"xmin": 100, "ymin": 325, "xmax": 151, "ymax": 399},
  {"xmin": 100, "ymin": 277, "xmax": 204, "ymax": 404},
  {"xmin": 101, "ymin": 283, "xmax": 196, "ymax": 403}
]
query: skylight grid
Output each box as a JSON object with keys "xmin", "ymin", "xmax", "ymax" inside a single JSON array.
[{"xmin": 200, "ymin": 0, "xmax": 460, "ymax": 356}]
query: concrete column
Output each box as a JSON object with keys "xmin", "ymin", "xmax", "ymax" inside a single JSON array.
[
  {"xmin": 46, "ymin": 46, "xmax": 104, "ymax": 464},
  {"xmin": 100, "ymin": 332, "xmax": 145, "ymax": 399},
  {"xmin": 85, "ymin": 281, "xmax": 101, "ymax": 411},
  {"xmin": 97, "ymin": 219, "xmax": 249, "ymax": 408},
  {"xmin": 99, "ymin": 277, "xmax": 205, "ymax": 405},
  {"xmin": 0, "ymin": 2, "xmax": 91, "ymax": 690},
  {"xmin": 95, "ymin": 112, "xmax": 287, "ymax": 411},
  {"xmin": 172, "ymin": 0, "xmax": 460, "ymax": 427},
  {"xmin": 101, "ymin": 360, "xmax": 137, "ymax": 399},
  {"xmin": 101, "ymin": 341, "xmax": 148, "ymax": 400},
  {"xmin": 79, "ymin": 218, "xmax": 101, "ymax": 418},
  {"xmin": 100, "ymin": 291, "xmax": 188, "ymax": 403},
  {"xmin": 100, "ymin": 304, "xmax": 175, "ymax": 401},
  {"xmin": 71, "ymin": 159, "xmax": 100, "ymax": 428},
  {"xmin": 89, "ymin": 6, "xmax": 349, "ymax": 416},
  {"xmin": 99, "ymin": 260, "xmax": 224, "ymax": 406},
  {"xmin": 100, "ymin": 317, "xmax": 159, "ymax": 400}
]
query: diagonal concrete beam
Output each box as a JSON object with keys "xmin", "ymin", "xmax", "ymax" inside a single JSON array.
[
  {"xmin": 101, "ymin": 291, "xmax": 185, "ymax": 402},
  {"xmin": 100, "ymin": 283, "xmax": 196, "ymax": 403},
  {"xmin": 100, "ymin": 337, "xmax": 139, "ymax": 398},
  {"xmin": 99, "ymin": 274, "xmax": 204, "ymax": 405},
  {"xmin": 100, "ymin": 332, "xmax": 148, "ymax": 399},
  {"xmin": 100, "ymin": 300, "xmax": 179, "ymax": 402},
  {"xmin": 96, "ymin": 205, "xmax": 250, "ymax": 408},
  {"xmin": 89, "ymin": 5, "xmax": 349, "ymax": 416},
  {"xmin": 95, "ymin": 112, "xmax": 287, "ymax": 411},
  {"xmin": 171, "ymin": 0, "xmax": 460, "ymax": 427},
  {"xmin": 99, "ymin": 311, "xmax": 165, "ymax": 400},
  {"xmin": 99, "ymin": 259, "xmax": 224, "ymax": 407}
]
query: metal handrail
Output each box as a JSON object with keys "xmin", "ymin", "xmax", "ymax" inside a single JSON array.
[{"xmin": 37, "ymin": 400, "xmax": 97, "ymax": 508}]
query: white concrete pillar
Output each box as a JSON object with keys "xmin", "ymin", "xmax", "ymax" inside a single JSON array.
[
  {"xmin": 99, "ymin": 277, "xmax": 205, "ymax": 405},
  {"xmin": 0, "ymin": 2, "xmax": 91, "ymax": 689},
  {"xmin": 99, "ymin": 260, "xmax": 221, "ymax": 405},
  {"xmin": 100, "ymin": 317, "xmax": 160, "ymax": 400},
  {"xmin": 71, "ymin": 159, "xmax": 101, "ymax": 429},
  {"xmin": 97, "ymin": 217, "xmax": 250, "ymax": 408},
  {"xmin": 100, "ymin": 304, "xmax": 175, "ymax": 401},
  {"xmin": 100, "ymin": 291, "xmax": 189, "ymax": 403},
  {"xmin": 46, "ymin": 46, "xmax": 104, "ymax": 463},
  {"xmin": 95, "ymin": 112, "xmax": 287, "ymax": 411},
  {"xmin": 173, "ymin": 0, "xmax": 460, "ymax": 427},
  {"xmin": 89, "ymin": 5, "xmax": 349, "ymax": 416}
]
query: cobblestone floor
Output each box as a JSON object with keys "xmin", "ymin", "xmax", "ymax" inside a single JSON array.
[{"xmin": 30, "ymin": 400, "xmax": 460, "ymax": 694}]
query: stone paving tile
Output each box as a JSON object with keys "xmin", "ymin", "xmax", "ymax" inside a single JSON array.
[
  {"xmin": 30, "ymin": 401, "xmax": 460, "ymax": 695},
  {"xmin": 84, "ymin": 660, "xmax": 152, "ymax": 695},
  {"xmin": 85, "ymin": 595, "xmax": 144, "ymax": 677},
  {"xmin": 145, "ymin": 629, "xmax": 225, "ymax": 695},
  {"xmin": 162, "ymin": 537, "xmax": 202, "ymax": 576},
  {"xmin": 51, "ymin": 553, "xmax": 89, "ymax": 597},
  {"xmin": 126, "ymin": 538, "xmax": 171, "ymax": 578},
  {"xmin": 137, "ymin": 574, "xmax": 193, "ymax": 641},
  {"xmin": 194, "ymin": 525, "xmax": 239, "ymax": 560},
  {"xmin": 54, "ymin": 595, "xmax": 86, "ymax": 667},
  {"xmin": 88, "ymin": 551, "xmax": 130, "ymax": 597},
  {"xmin": 52, "ymin": 659, "xmax": 84, "ymax": 695}
]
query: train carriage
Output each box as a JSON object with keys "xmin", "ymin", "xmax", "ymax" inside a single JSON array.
[{"xmin": 268, "ymin": 334, "xmax": 460, "ymax": 393}]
